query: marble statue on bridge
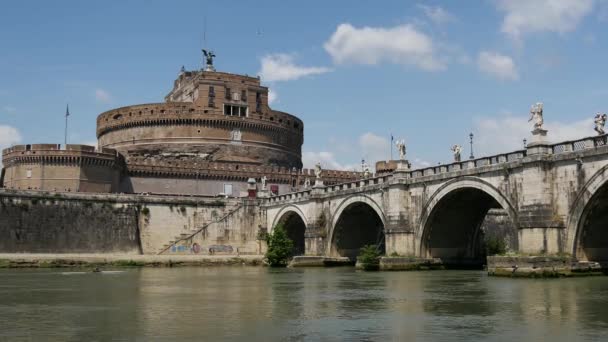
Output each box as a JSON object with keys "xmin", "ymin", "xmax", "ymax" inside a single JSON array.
[
  {"xmin": 451, "ymin": 144, "xmax": 462, "ymax": 162},
  {"xmin": 362, "ymin": 162, "xmax": 371, "ymax": 178},
  {"xmin": 594, "ymin": 113, "xmax": 607, "ymax": 135},
  {"xmin": 528, "ymin": 102, "xmax": 544, "ymax": 130},
  {"xmin": 314, "ymin": 162, "xmax": 322, "ymax": 179},
  {"xmin": 395, "ymin": 139, "xmax": 406, "ymax": 160},
  {"xmin": 261, "ymin": 176, "xmax": 267, "ymax": 190}
]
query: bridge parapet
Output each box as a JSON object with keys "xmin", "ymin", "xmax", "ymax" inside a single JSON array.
[
  {"xmin": 550, "ymin": 134, "xmax": 607, "ymax": 154},
  {"xmin": 265, "ymin": 175, "xmax": 391, "ymax": 206},
  {"xmin": 264, "ymin": 134, "xmax": 608, "ymax": 207}
]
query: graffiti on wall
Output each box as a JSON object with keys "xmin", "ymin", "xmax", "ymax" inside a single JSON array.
[
  {"xmin": 169, "ymin": 242, "xmax": 232, "ymax": 254},
  {"xmin": 208, "ymin": 245, "xmax": 233, "ymax": 254}
]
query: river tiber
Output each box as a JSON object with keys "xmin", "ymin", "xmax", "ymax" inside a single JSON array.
[{"xmin": 3, "ymin": 2, "xmax": 608, "ymax": 341}]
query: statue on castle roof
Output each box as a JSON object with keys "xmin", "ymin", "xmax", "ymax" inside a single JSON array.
[
  {"xmin": 528, "ymin": 102, "xmax": 544, "ymax": 130},
  {"xmin": 395, "ymin": 139, "xmax": 406, "ymax": 160},
  {"xmin": 202, "ymin": 49, "xmax": 216, "ymax": 71},
  {"xmin": 595, "ymin": 113, "xmax": 607, "ymax": 135}
]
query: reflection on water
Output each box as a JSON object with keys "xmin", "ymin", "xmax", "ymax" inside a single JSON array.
[{"xmin": 1, "ymin": 267, "xmax": 608, "ymax": 341}]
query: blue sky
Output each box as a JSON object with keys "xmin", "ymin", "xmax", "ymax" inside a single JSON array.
[{"xmin": 1, "ymin": 0, "xmax": 607, "ymax": 170}]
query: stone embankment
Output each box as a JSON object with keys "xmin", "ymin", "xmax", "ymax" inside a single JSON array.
[
  {"xmin": 487, "ymin": 255, "xmax": 605, "ymax": 277},
  {"xmin": 0, "ymin": 253, "xmax": 264, "ymax": 268}
]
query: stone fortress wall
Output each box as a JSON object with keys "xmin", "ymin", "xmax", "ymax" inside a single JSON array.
[
  {"xmin": 0, "ymin": 189, "xmax": 263, "ymax": 256},
  {"xmin": 1, "ymin": 144, "xmax": 123, "ymax": 193}
]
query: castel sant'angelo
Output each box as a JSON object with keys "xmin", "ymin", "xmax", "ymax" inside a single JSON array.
[{"xmin": 0, "ymin": 52, "xmax": 360, "ymax": 196}]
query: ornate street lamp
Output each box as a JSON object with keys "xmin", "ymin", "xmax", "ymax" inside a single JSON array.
[{"xmin": 469, "ymin": 133, "xmax": 474, "ymax": 159}]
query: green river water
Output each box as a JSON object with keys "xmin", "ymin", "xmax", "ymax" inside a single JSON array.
[{"xmin": 1, "ymin": 267, "xmax": 608, "ymax": 341}]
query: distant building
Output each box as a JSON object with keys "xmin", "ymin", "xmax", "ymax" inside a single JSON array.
[{"xmin": 1, "ymin": 55, "xmax": 360, "ymax": 196}]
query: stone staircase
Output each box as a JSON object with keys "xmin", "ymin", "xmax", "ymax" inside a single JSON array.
[{"xmin": 157, "ymin": 203, "xmax": 243, "ymax": 255}]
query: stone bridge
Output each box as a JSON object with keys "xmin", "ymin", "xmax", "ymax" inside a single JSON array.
[{"xmin": 263, "ymin": 134, "xmax": 608, "ymax": 266}]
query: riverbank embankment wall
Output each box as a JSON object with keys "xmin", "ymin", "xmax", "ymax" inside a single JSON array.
[{"xmin": 0, "ymin": 190, "xmax": 264, "ymax": 255}]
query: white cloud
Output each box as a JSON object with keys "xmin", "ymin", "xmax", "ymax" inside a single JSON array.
[
  {"xmin": 303, "ymin": 132, "xmax": 392, "ymax": 172},
  {"xmin": 474, "ymin": 113, "xmax": 593, "ymax": 156},
  {"xmin": 418, "ymin": 4, "xmax": 455, "ymax": 25},
  {"xmin": 95, "ymin": 89, "xmax": 112, "ymax": 103},
  {"xmin": 0, "ymin": 125, "xmax": 22, "ymax": 167},
  {"xmin": 259, "ymin": 54, "xmax": 332, "ymax": 82},
  {"xmin": 477, "ymin": 51, "xmax": 519, "ymax": 81},
  {"xmin": 496, "ymin": 0, "xmax": 594, "ymax": 41},
  {"xmin": 412, "ymin": 158, "xmax": 432, "ymax": 168},
  {"xmin": 359, "ymin": 132, "xmax": 391, "ymax": 163},
  {"xmin": 324, "ymin": 23, "xmax": 445, "ymax": 71},
  {"xmin": 302, "ymin": 151, "xmax": 359, "ymax": 171},
  {"xmin": 268, "ymin": 89, "xmax": 278, "ymax": 105}
]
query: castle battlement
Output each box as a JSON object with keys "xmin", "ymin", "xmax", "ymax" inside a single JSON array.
[{"xmin": 1, "ymin": 144, "xmax": 123, "ymax": 193}]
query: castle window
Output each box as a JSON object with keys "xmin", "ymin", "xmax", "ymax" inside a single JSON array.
[
  {"xmin": 225, "ymin": 87, "xmax": 231, "ymax": 100},
  {"xmin": 224, "ymin": 104, "xmax": 248, "ymax": 117},
  {"xmin": 26, "ymin": 169, "xmax": 32, "ymax": 178},
  {"xmin": 223, "ymin": 184, "xmax": 233, "ymax": 196},
  {"xmin": 208, "ymin": 86, "xmax": 215, "ymax": 107},
  {"xmin": 241, "ymin": 90, "xmax": 246, "ymax": 101},
  {"xmin": 256, "ymin": 92, "xmax": 262, "ymax": 112}
]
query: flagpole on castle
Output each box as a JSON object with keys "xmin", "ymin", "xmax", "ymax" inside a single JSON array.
[
  {"xmin": 64, "ymin": 104, "xmax": 70, "ymax": 146},
  {"xmin": 390, "ymin": 133, "xmax": 394, "ymax": 160}
]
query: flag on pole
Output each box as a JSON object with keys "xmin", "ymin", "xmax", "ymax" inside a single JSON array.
[{"xmin": 66, "ymin": 104, "xmax": 70, "ymax": 117}]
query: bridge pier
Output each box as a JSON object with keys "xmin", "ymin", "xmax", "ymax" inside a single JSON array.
[
  {"xmin": 304, "ymin": 228, "xmax": 325, "ymax": 256},
  {"xmin": 518, "ymin": 228, "xmax": 563, "ymax": 255},
  {"xmin": 384, "ymin": 228, "xmax": 416, "ymax": 256}
]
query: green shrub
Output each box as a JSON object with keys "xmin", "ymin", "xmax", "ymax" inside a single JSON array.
[
  {"xmin": 141, "ymin": 207, "xmax": 150, "ymax": 216},
  {"xmin": 265, "ymin": 224, "xmax": 294, "ymax": 267},
  {"xmin": 358, "ymin": 245, "xmax": 381, "ymax": 271},
  {"xmin": 485, "ymin": 236, "xmax": 507, "ymax": 256}
]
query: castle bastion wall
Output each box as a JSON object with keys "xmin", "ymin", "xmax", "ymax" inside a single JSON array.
[{"xmin": 1, "ymin": 144, "xmax": 122, "ymax": 193}]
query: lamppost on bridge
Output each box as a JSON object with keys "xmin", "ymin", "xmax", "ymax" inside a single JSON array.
[
  {"xmin": 523, "ymin": 138, "xmax": 527, "ymax": 149},
  {"xmin": 469, "ymin": 132, "xmax": 474, "ymax": 160}
]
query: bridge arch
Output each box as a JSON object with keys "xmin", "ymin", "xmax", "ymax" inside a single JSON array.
[
  {"xmin": 328, "ymin": 194, "xmax": 387, "ymax": 261},
  {"xmin": 568, "ymin": 165, "xmax": 608, "ymax": 261},
  {"xmin": 271, "ymin": 205, "xmax": 308, "ymax": 256},
  {"xmin": 418, "ymin": 177, "xmax": 519, "ymax": 267}
]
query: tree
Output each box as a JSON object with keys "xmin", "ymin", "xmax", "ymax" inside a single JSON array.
[
  {"xmin": 265, "ymin": 224, "xmax": 294, "ymax": 267},
  {"xmin": 358, "ymin": 245, "xmax": 381, "ymax": 271}
]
